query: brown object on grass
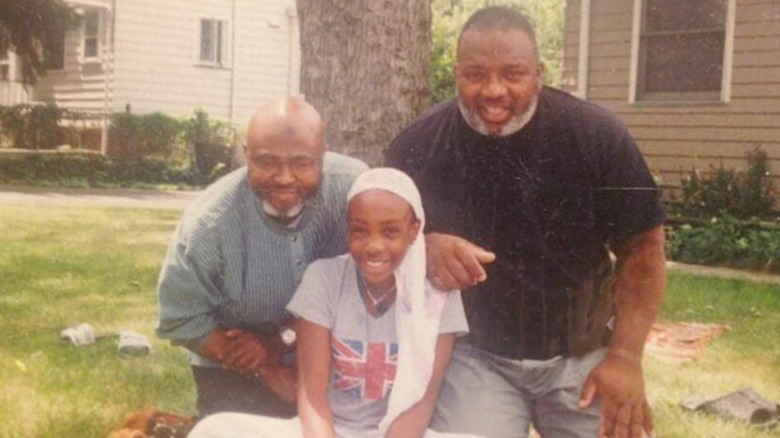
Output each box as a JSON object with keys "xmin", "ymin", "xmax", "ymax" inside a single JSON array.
[
  {"xmin": 645, "ymin": 322, "xmax": 730, "ymax": 362},
  {"xmin": 106, "ymin": 407, "xmax": 196, "ymax": 438}
]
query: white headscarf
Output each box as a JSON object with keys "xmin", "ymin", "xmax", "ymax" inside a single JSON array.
[{"xmin": 346, "ymin": 167, "xmax": 449, "ymax": 433}]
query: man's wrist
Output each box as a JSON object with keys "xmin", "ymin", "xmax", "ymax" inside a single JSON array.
[
  {"xmin": 608, "ymin": 347, "xmax": 642, "ymax": 365},
  {"xmin": 181, "ymin": 333, "xmax": 211, "ymax": 356}
]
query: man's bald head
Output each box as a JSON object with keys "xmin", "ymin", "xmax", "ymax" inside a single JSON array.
[
  {"xmin": 244, "ymin": 97, "xmax": 326, "ymax": 216},
  {"xmin": 246, "ymin": 97, "xmax": 325, "ymax": 155}
]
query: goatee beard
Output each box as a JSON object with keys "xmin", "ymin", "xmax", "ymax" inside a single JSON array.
[{"xmin": 457, "ymin": 94, "xmax": 539, "ymax": 138}]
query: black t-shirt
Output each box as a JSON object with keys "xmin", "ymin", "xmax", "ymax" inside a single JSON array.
[{"xmin": 385, "ymin": 87, "xmax": 666, "ymax": 360}]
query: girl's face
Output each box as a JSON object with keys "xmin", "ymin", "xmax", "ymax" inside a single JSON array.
[{"xmin": 347, "ymin": 189, "xmax": 420, "ymax": 291}]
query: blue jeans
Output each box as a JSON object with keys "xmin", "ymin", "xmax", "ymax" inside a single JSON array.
[{"xmin": 432, "ymin": 341, "xmax": 608, "ymax": 438}]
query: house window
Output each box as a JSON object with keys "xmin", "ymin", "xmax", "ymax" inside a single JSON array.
[
  {"xmin": 636, "ymin": 0, "xmax": 728, "ymax": 102},
  {"xmin": 83, "ymin": 9, "xmax": 101, "ymax": 61},
  {"xmin": 0, "ymin": 51, "xmax": 9, "ymax": 81},
  {"xmin": 198, "ymin": 18, "xmax": 227, "ymax": 66}
]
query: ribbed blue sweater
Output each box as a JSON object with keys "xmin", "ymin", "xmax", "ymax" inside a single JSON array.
[{"xmin": 156, "ymin": 152, "xmax": 367, "ymax": 366}]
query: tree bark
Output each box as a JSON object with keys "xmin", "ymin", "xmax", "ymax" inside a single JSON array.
[{"xmin": 297, "ymin": 0, "xmax": 432, "ymax": 166}]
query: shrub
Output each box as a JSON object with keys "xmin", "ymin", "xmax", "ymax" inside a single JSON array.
[
  {"xmin": 739, "ymin": 147, "xmax": 775, "ymax": 218},
  {"xmin": 182, "ymin": 109, "xmax": 235, "ymax": 182},
  {"xmin": 664, "ymin": 147, "xmax": 778, "ymax": 273},
  {"xmin": 0, "ymin": 152, "xmax": 196, "ymax": 188},
  {"xmin": 0, "ymin": 103, "xmax": 63, "ymax": 150},
  {"xmin": 0, "ymin": 106, "xmax": 238, "ymax": 187},
  {"xmin": 109, "ymin": 111, "xmax": 180, "ymax": 162},
  {"xmin": 668, "ymin": 147, "xmax": 776, "ymax": 221},
  {"xmin": 666, "ymin": 217, "xmax": 780, "ymax": 273}
]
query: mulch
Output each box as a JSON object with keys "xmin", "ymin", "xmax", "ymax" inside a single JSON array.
[{"xmin": 645, "ymin": 322, "xmax": 730, "ymax": 362}]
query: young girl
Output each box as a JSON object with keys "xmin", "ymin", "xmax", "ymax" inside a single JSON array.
[{"xmin": 188, "ymin": 168, "xmax": 476, "ymax": 438}]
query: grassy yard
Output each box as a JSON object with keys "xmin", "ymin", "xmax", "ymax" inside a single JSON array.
[
  {"xmin": 1, "ymin": 203, "xmax": 779, "ymax": 437},
  {"xmin": 0, "ymin": 204, "xmax": 193, "ymax": 438},
  {"xmin": 647, "ymin": 274, "xmax": 780, "ymax": 438}
]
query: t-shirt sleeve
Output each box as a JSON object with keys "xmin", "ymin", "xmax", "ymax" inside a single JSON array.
[
  {"xmin": 431, "ymin": 283, "xmax": 469, "ymax": 335},
  {"xmin": 286, "ymin": 260, "xmax": 335, "ymax": 330},
  {"xmin": 593, "ymin": 119, "xmax": 667, "ymax": 241},
  {"xmin": 385, "ymin": 114, "xmax": 464, "ymax": 236}
]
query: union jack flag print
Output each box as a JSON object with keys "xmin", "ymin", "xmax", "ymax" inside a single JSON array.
[{"xmin": 331, "ymin": 337, "xmax": 398, "ymax": 400}]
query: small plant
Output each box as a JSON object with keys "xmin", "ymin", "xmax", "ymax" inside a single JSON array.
[
  {"xmin": 668, "ymin": 146, "xmax": 776, "ymax": 221},
  {"xmin": 181, "ymin": 109, "xmax": 235, "ymax": 182},
  {"xmin": 0, "ymin": 103, "xmax": 63, "ymax": 149},
  {"xmin": 0, "ymin": 152, "xmax": 196, "ymax": 188},
  {"xmin": 739, "ymin": 147, "xmax": 774, "ymax": 218},
  {"xmin": 666, "ymin": 215, "xmax": 780, "ymax": 273},
  {"xmin": 109, "ymin": 110, "xmax": 180, "ymax": 162}
]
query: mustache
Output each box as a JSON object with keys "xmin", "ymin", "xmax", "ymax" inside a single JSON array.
[
  {"xmin": 261, "ymin": 184, "xmax": 300, "ymax": 191},
  {"xmin": 476, "ymin": 99, "xmax": 512, "ymax": 107}
]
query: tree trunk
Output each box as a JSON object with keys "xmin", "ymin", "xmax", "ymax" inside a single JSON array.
[{"xmin": 296, "ymin": 0, "xmax": 432, "ymax": 166}]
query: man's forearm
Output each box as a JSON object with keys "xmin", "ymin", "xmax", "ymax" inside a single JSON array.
[{"xmin": 609, "ymin": 225, "xmax": 667, "ymax": 359}]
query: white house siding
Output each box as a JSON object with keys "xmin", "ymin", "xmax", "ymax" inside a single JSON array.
[
  {"xmin": 0, "ymin": 82, "xmax": 30, "ymax": 106},
  {"xmin": 111, "ymin": 0, "xmax": 299, "ymax": 126},
  {"xmin": 562, "ymin": 0, "xmax": 780, "ymax": 193},
  {"xmin": 0, "ymin": 52, "xmax": 32, "ymax": 106},
  {"xmin": 110, "ymin": 0, "xmax": 233, "ymax": 119},
  {"xmin": 231, "ymin": 0, "xmax": 300, "ymax": 126},
  {"xmin": 33, "ymin": 0, "xmax": 112, "ymax": 116}
]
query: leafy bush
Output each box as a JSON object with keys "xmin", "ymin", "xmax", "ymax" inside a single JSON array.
[
  {"xmin": 668, "ymin": 147, "xmax": 775, "ymax": 221},
  {"xmin": 666, "ymin": 217, "xmax": 780, "ymax": 273},
  {"xmin": 109, "ymin": 111, "xmax": 180, "ymax": 162},
  {"xmin": 182, "ymin": 109, "xmax": 235, "ymax": 181},
  {"xmin": 0, "ymin": 105, "xmax": 240, "ymax": 187},
  {"xmin": 664, "ymin": 147, "xmax": 778, "ymax": 273},
  {"xmin": 0, "ymin": 152, "xmax": 197, "ymax": 188},
  {"xmin": 0, "ymin": 103, "xmax": 63, "ymax": 149}
]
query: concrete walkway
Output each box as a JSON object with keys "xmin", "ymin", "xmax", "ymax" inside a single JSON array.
[
  {"xmin": 0, "ymin": 184, "xmax": 200, "ymax": 210},
  {"xmin": 2, "ymin": 184, "xmax": 778, "ymax": 285},
  {"xmin": 667, "ymin": 261, "xmax": 780, "ymax": 285}
]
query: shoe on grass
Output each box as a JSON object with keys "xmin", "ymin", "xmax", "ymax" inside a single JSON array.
[
  {"xmin": 117, "ymin": 330, "xmax": 151, "ymax": 357},
  {"xmin": 681, "ymin": 387, "xmax": 778, "ymax": 429},
  {"xmin": 59, "ymin": 323, "xmax": 96, "ymax": 346}
]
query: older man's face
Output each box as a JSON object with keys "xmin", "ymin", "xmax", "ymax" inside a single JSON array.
[
  {"xmin": 245, "ymin": 122, "xmax": 324, "ymax": 215},
  {"xmin": 455, "ymin": 27, "xmax": 543, "ymax": 137}
]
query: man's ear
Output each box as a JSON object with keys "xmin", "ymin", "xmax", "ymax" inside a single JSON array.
[{"xmin": 537, "ymin": 61, "xmax": 546, "ymax": 85}]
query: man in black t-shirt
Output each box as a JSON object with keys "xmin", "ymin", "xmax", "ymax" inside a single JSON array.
[{"xmin": 385, "ymin": 6, "xmax": 666, "ymax": 438}]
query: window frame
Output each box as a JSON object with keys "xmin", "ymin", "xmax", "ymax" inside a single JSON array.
[
  {"xmin": 0, "ymin": 51, "xmax": 10, "ymax": 81},
  {"xmin": 629, "ymin": 0, "xmax": 735, "ymax": 104},
  {"xmin": 195, "ymin": 17, "xmax": 230, "ymax": 68},
  {"xmin": 81, "ymin": 7, "xmax": 103, "ymax": 64}
]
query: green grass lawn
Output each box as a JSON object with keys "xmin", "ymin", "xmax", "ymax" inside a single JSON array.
[
  {"xmin": 0, "ymin": 204, "xmax": 193, "ymax": 438},
  {"xmin": 647, "ymin": 274, "xmax": 780, "ymax": 438},
  {"xmin": 1, "ymin": 203, "xmax": 778, "ymax": 437}
]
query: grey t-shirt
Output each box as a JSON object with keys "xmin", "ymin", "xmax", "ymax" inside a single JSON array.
[{"xmin": 287, "ymin": 254, "xmax": 468, "ymax": 437}]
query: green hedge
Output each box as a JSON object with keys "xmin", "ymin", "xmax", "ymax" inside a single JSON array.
[
  {"xmin": 664, "ymin": 146, "xmax": 779, "ymax": 273},
  {"xmin": 0, "ymin": 104, "xmax": 63, "ymax": 150},
  {"xmin": 666, "ymin": 147, "xmax": 775, "ymax": 221},
  {"xmin": 0, "ymin": 152, "xmax": 211, "ymax": 188},
  {"xmin": 0, "ymin": 104, "xmax": 236, "ymax": 180},
  {"xmin": 666, "ymin": 215, "xmax": 780, "ymax": 274}
]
